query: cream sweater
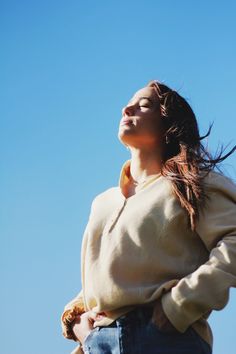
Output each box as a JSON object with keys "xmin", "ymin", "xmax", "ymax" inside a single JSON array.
[{"xmin": 62, "ymin": 160, "xmax": 236, "ymax": 351}]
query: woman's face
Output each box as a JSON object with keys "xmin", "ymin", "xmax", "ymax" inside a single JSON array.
[{"xmin": 118, "ymin": 86, "xmax": 162, "ymax": 149}]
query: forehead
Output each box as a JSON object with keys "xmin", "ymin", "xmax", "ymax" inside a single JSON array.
[{"xmin": 130, "ymin": 86, "xmax": 157, "ymax": 102}]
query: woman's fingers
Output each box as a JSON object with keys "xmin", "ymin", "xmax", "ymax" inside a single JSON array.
[
  {"xmin": 72, "ymin": 310, "xmax": 106, "ymax": 344},
  {"xmin": 72, "ymin": 312, "xmax": 94, "ymax": 343},
  {"xmin": 87, "ymin": 310, "xmax": 106, "ymax": 322}
]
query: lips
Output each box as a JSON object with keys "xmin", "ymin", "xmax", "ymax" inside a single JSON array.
[{"xmin": 120, "ymin": 119, "xmax": 133, "ymax": 126}]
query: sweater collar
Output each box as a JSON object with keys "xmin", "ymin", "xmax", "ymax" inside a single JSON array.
[
  {"xmin": 118, "ymin": 159, "xmax": 162, "ymax": 192},
  {"xmin": 118, "ymin": 160, "xmax": 132, "ymax": 190}
]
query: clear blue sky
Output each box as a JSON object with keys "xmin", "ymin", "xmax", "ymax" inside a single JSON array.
[{"xmin": 1, "ymin": 1, "xmax": 236, "ymax": 353}]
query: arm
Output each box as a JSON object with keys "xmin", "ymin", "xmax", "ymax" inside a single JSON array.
[
  {"xmin": 61, "ymin": 197, "xmax": 97, "ymax": 340},
  {"xmin": 161, "ymin": 173, "xmax": 236, "ymax": 332},
  {"xmin": 61, "ymin": 198, "xmax": 96, "ymax": 342}
]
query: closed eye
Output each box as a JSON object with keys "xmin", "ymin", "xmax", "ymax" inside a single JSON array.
[
  {"xmin": 139, "ymin": 104, "xmax": 150, "ymax": 108},
  {"xmin": 139, "ymin": 98, "xmax": 152, "ymax": 108}
]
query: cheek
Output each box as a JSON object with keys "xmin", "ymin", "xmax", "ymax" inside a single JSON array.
[
  {"xmin": 144, "ymin": 118, "xmax": 164, "ymax": 143},
  {"xmin": 144, "ymin": 115, "xmax": 162, "ymax": 133}
]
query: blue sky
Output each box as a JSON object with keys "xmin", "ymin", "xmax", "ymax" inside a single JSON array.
[{"xmin": 1, "ymin": 1, "xmax": 236, "ymax": 353}]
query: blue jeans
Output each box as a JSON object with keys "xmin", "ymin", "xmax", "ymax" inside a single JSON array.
[{"xmin": 82, "ymin": 306, "xmax": 212, "ymax": 354}]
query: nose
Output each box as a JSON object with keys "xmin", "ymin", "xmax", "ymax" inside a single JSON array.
[{"xmin": 122, "ymin": 104, "xmax": 134, "ymax": 117}]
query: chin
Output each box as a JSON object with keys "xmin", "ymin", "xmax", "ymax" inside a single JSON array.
[{"xmin": 118, "ymin": 131, "xmax": 134, "ymax": 146}]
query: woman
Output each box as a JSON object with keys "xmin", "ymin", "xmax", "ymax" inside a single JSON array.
[{"xmin": 61, "ymin": 81, "xmax": 236, "ymax": 354}]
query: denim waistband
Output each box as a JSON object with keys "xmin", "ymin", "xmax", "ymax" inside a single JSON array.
[{"xmin": 108, "ymin": 304, "xmax": 155, "ymax": 327}]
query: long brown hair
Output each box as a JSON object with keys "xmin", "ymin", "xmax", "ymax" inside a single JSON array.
[{"xmin": 148, "ymin": 80, "xmax": 236, "ymax": 230}]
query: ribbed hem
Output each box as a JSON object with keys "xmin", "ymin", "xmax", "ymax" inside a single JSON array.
[{"xmin": 161, "ymin": 292, "xmax": 192, "ymax": 333}]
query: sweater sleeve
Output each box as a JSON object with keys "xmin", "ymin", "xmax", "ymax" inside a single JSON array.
[
  {"xmin": 61, "ymin": 197, "xmax": 97, "ymax": 338},
  {"xmin": 161, "ymin": 172, "xmax": 236, "ymax": 332},
  {"xmin": 62, "ymin": 289, "xmax": 85, "ymax": 314}
]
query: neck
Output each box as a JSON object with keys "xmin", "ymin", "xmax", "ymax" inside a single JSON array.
[{"xmin": 129, "ymin": 146, "xmax": 162, "ymax": 183}]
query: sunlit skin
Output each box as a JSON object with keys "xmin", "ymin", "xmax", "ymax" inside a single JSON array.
[
  {"xmin": 72, "ymin": 86, "xmax": 178, "ymax": 345},
  {"xmin": 118, "ymin": 86, "xmax": 162, "ymax": 149},
  {"xmin": 118, "ymin": 86, "xmax": 164, "ymax": 197}
]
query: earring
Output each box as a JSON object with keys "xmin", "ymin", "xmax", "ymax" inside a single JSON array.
[{"xmin": 165, "ymin": 135, "xmax": 170, "ymax": 144}]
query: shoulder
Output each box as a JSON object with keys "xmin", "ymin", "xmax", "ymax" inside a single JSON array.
[
  {"xmin": 196, "ymin": 171, "xmax": 236, "ymax": 249},
  {"xmin": 202, "ymin": 170, "xmax": 236, "ymax": 202},
  {"xmin": 91, "ymin": 186, "xmax": 120, "ymax": 209}
]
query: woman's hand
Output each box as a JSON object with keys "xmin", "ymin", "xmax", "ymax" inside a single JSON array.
[
  {"xmin": 72, "ymin": 310, "xmax": 105, "ymax": 345},
  {"xmin": 152, "ymin": 298, "xmax": 179, "ymax": 333}
]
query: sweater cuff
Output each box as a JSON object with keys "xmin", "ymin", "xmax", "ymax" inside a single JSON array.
[{"xmin": 161, "ymin": 292, "xmax": 192, "ymax": 333}]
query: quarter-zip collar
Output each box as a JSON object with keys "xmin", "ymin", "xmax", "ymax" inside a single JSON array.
[{"xmin": 118, "ymin": 159, "xmax": 162, "ymax": 196}]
